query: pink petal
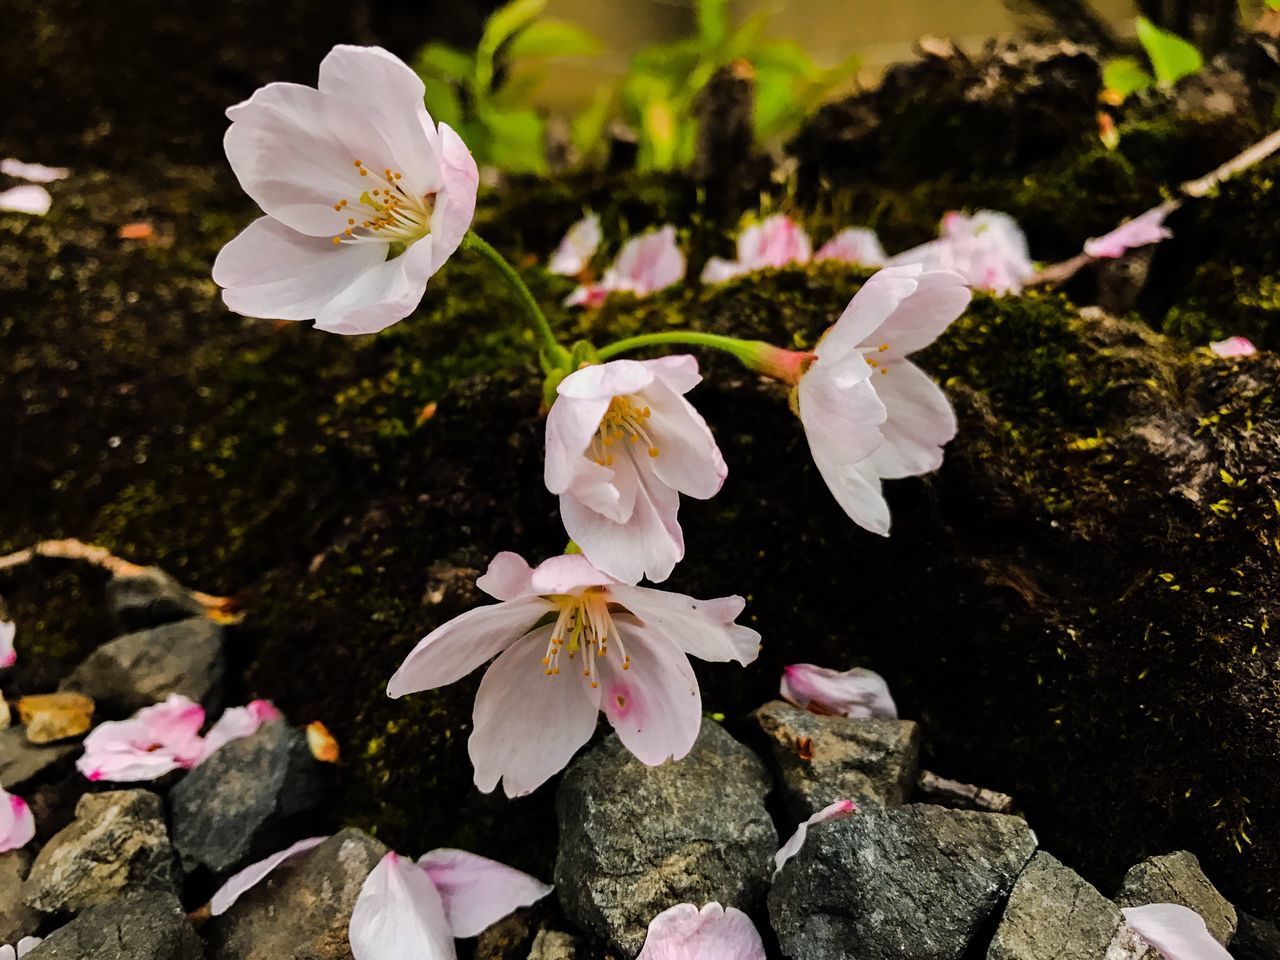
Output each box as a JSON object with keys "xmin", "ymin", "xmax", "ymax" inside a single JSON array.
[
  {"xmin": 417, "ymin": 849, "xmax": 552, "ymax": 938},
  {"xmin": 866, "ymin": 269, "xmax": 971, "ymax": 360},
  {"xmin": 475, "ymin": 552, "xmax": 537, "ymax": 601},
  {"xmin": 809, "ymin": 452, "xmax": 889, "ymax": 535},
  {"xmin": 639, "ymin": 379, "xmax": 727, "ymax": 501},
  {"xmin": 387, "ymin": 596, "xmax": 553, "ymax": 698},
  {"xmin": 891, "ymin": 210, "xmax": 1034, "ymax": 295},
  {"xmin": 16, "ymin": 939, "xmax": 42, "ymax": 958},
  {"xmin": 560, "ymin": 466, "xmax": 685, "ymax": 585},
  {"xmin": 0, "ymin": 620, "xmax": 15, "ymax": 669},
  {"xmin": 76, "ymin": 694, "xmax": 209, "ymax": 782},
  {"xmin": 780, "ymin": 664, "xmax": 898, "ymax": 719},
  {"xmin": 0, "ymin": 791, "xmax": 35, "ymax": 853},
  {"xmin": 350, "ymin": 852, "xmax": 457, "ymax": 960},
  {"xmin": 644, "ymin": 354, "xmax": 703, "ymax": 396},
  {"xmin": 199, "ymin": 700, "xmax": 283, "ymax": 764},
  {"xmin": 1122, "ymin": 904, "xmax": 1233, "ymax": 960},
  {"xmin": 210, "ymin": 836, "xmax": 329, "ymax": 916},
  {"xmin": 468, "ymin": 627, "xmax": 601, "ymax": 797},
  {"xmin": 601, "ymin": 226, "xmax": 685, "ymax": 296},
  {"xmin": 816, "ymin": 266, "xmax": 924, "ymax": 362},
  {"xmin": 773, "ymin": 799, "xmax": 857, "ymax": 878},
  {"xmin": 556, "ymin": 359, "xmax": 656, "ymax": 401},
  {"xmin": 637, "ymin": 902, "xmax": 766, "ymax": 960},
  {"xmin": 543, "ymin": 393, "xmax": 619, "ymax": 513},
  {"xmin": 313, "ymin": 240, "xmax": 435, "ymax": 336},
  {"xmin": 1083, "ymin": 208, "xmax": 1171, "ymax": 259},
  {"xmin": 549, "ymin": 213, "xmax": 602, "ymax": 275},
  {"xmin": 797, "ymin": 351, "xmax": 887, "ymax": 466},
  {"xmin": 1209, "ymin": 336, "xmax": 1257, "ymax": 358},
  {"xmin": 816, "ymin": 228, "xmax": 887, "ymax": 267},
  {"xmin": 700, "ymin": 257, "xmax": 746, "ymax": 284},
  {"xmin": 738, "ymin": 214, "xmax": 812, "ymax": 269},
  {"xmin": 0, "ymin": 185, "xmax": 51, "ymax": 216},
  {"xmin": 865, "ymin": 360, "xmax": 956, "ymax": 480},
  {"xmin": 429, "ymin": 122, "xmax": 479, "ymax": 274},
  {"xmin": 608, "ymin": 585, "xmax": 759, "ymax": 666},
  {"xmin": 529, "ymin": 554, "xmax": 615, "ymax": 596},
  {"xmin": 2, "ymin": 158, "xmax": 70, "ymax": 183}
]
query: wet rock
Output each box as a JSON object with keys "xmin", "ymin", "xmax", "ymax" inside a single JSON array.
[
  {"xmin": 60, "ymin": 619, "xmax": 225, "ymax": 716},
  {"xmin": 25, "ymin": 790, "xmax": 178, "ymax": 916},
  {"xmin": 24, "ymin": 892, "xmax": 202, "ymax": 959},
  {"xmin": 0, "ymin": 851, "xmax": 39, "ymax": 943},
  {"xmin": 205, "ymin": 828, "xmax": 385, "ymax": 960},
  {"xmin": 169, "ymin": 720, "xmax": 329, "ymax": 876},
  {"xmin": 987, "ymin": 851, "xmax": 1147, "ymax": 960},
  {"xmin": 16, "ymin": 693, "xmax": 95, "ymax": 745},
  {"xmin": 751, "ymin": 699, "xmax": 921, "ymax": 818},
  {"xmin": 1115, "ymin": 850, "xmax": 1237, "ymax": 945},
  {"xmin": 106, "ymin": 566, "xmax": 204, "ymax": 631},
  {"xmin": 527, "ymin": 930, "xmax": 581, "ymax": 960},
  {"xmin": 1231, "ymin": 912, "xmax": 1280, "ymax": 960},
  {"xmin": 769, "ymin": 803, "xmax": 1037, "ymax": 960},
  {"xmin": 473, "ymin": 909, "xmax": 539, "ymax": 960},
  {"xmin": 0, "ymin": 728, "xmax": 79, "ymax": 791},
  {"xmin": 555, "ymin": 723, "xmax": 777, "ymax": 959}
]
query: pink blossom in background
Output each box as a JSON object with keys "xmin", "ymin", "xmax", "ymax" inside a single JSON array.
[
  {"xmin": 1209, "ymin": 336, "xmax": 1257, "ymax": 358},
  {"xmin": 213, "ymin": 45, "xmax": 479, "ymax": 335},
  {"xmin": 387, "ymin": 551, "xmax": 759, "ymax": 797},
  {"xmin": 701, "ymin": 214, "xmax": 812, "ymax": 283},
  {"xmin": 773, "ymin": 799, "xmax": 858, "ymax": 878},
  {"xmin": 815, "ymin": 228, "xmax": 887, "ymax": 267},
  {"xmin": 565, "ymin": 226, "xmax": 685, "ymax": 308},
  {"xmin": 891, "ymin": 210, "xmax": 1034, "ymax": 295},
  {"xmin": 210, "ymin": 836, "xmax": 330, "ymax": 915},
  {"xmin": 544, "ymin": 356, "xmax": 725, "ymax": 583},
  {"xmin": 781, "ymin": 663, "xmax": 898, "ymax": 719},
  {"xmin": 349, "ymin": 849, "xmax": 551, "ymax": 959},
  {"xmin": 0, "ymin": 621, "xmax": 15, "ymax": 669},
  {"xmin": 1, "ymin": 158, "xmax": 70, "ymax": 183},
  {"xmin": 635, "ymin": 902, "xmax": 766, "ymax": 960},
  {"xmin": 0, "ymin": 786, "xmax": 35, "ymax": 853},
  {"xmin": 1122, "ymin": 904, "xmax": 1233, "ymax": 960},
  {"xmin": 1083, "ymin": 207, "xmax": 1172, "ymax": 258},
  {"xmin": 0, "ymin": 938, "xmax": 42, "ymax": 960},
  {"xmin": 796, "ymin": 265, "xmax": 971, "ymax": 534},
  {"xmin": 0, "ymin": 185, "xmax": 52, "ymax": 216},
  {"xmin": 548, "ymin": 212, "xmax": 602, "ymax": 276}
]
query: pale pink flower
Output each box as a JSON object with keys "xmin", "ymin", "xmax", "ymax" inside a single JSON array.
[
  {"xmin": 0, "ymin": 620, "xmax": 15, "ymax": 669},
  {"xmin": 891, "ymin": 210, "xmax": 1034, "ymax": 295},
  {"xmin": 636, "ymin": 902, "xmax": 766, "ymax": 960},
  {"xmin": 701, "ymin": 214, "xmax": 812, "ymax": 283},
  {"xmin": 349, "ymin": 849, "xmax": 551, "ymax": 958},
  {"xmin": 2, "ymin": 158, "xmax": 69, "ymax": 183},
  {"xmin": 387, "ymin": 551, "xmax": 759, "ymax": 797},
  {"xmin": 1209, "ymin": 336, "xmax": 1257, "ymax": 358},
  {"xmin": 0, "ymin": 938, "xmax": 42, "ymax": 960},
  {"xmin": 0, "ymin": 185, "xmax": 51, "ymax": 216},
  {"xmin": 781, "ymin": 663, "xmax": 897, "ymax": 719},
  {"xmin": 548, "ymin": 212, "xmax": 602, "ymax": 276},
  {"xmin": 773, "ymin": 799, "xmax": 857, "ymax": 878},
  {"xmin": 545, "ymin": 356, "xmax": 725, "ymax": 583},
  {"xmin": 815, "ymin": 228, "xmax": 887, "ymax": 267},
  {"xmin": 210, "ymin": 836, "xmax": 330, "ymax": 915},
  {"xmin": 198, "ymin": 699, "xmax": 283, "ymax": 763},
  {"xmin": 1083, "ymin": 207, "xmax": 1171, "ymax": 258},
  {"xmin": 565, "ymin": 226, "xmax": 685, "ymax": 308},
  {"xmin": 213, "ymin": 45, "xmax": 479, "ymax": 336},
  {"xmin": 1122, "ymin": 904, "xmax": 1232, "ymax": 960},
  {"xmin": 0, "ymin": 786, "xmax": 35, "ymax": 853}
]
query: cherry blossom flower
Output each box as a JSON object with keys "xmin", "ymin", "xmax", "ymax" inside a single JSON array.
[
  {"xmin": 815, "ymin": 228, "xmax": 887, "ymax": 267},
  {"xmin": 781, "ymin": 664, "xmax": 897, "ymax": 718},
  {"xmin": 1084, "ymin": 207, "xmax": 1172, "ymax": 258},
  {"xmin": 891, "ymin": 210, "xmax": 1034, "ymax": 295},
  {"xmin": 0, "ymin": 621, "xmax": 15, "ymax": 669},
  {"xmin": 1122, "ymin": 904, "xmax": 1232, "ymax": 960},
  {"xmin": 701, "ymin": 214, "xmax": 812, "ymax": 283},
  {"xmin": 0, "ymin": 785, "xmax": 35, "ymax": 853},
  {"xmin": 773, "ymin": 799, "xmax": 857, "ymax": 878},
  {"xmin": 0, "ymin": 185, "xmax": 52, "ymax": 216},
  {"xmin": 387, "ymin": 551, "xmax": 759, "ymax": 797},
  {"xmin": 0, "ymin": 938, "xmax": 42, "ymax": 960},
  {"xmin": 545, "ymin": 356, "xmax": 725, "ymax": 583},
  {"xmin": 1209, "ymin": 336, "xmax": 1257, "ymax": 358},
  {"xmin": 548, "ymin": 212, "xmax": 602, "ymax": 276},
  {"xmin": 1, "ymin": 158, "xmax": 70, "ymax": 183},
  {"xmin": 210, "ymin": 836, "xmax": 330, "ymax": 915},
  {"xmin": 349, "ymin": 849, "xmax": 551, "ymax": 959},
  {"xmin": 213, "ymin": 45, "xmax": 479, "ymax": 336},
  {"xmin": 635, "ymin": 902, "xmax": 766, "ymax": 960},
  {"xmin": 565, "ymin": 226, "xmax": 685, "ymax": 308}
]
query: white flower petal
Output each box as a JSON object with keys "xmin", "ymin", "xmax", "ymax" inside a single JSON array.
[
  {"xmin": 349, "ymin": 852, "xmax": 458, "ymax": 960},
  {"xmin": 418, "ymin": 849, "xmax": 552, "ymax": 938}
]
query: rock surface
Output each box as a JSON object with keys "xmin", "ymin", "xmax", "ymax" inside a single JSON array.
[
  {"xmin": 106, "ymin": 567, "xmax": 204, "ymax": 631},
  {"xmin": 0, "ymin": 851, "xmax": 39, "ymax": 943},
  {"xmin": 987, "ymin": 851, "xmax": 1147, "ymax": 960},
  {"xmin": 170, "ymin": 720, "xmax": 328, "ymax": 876},
  {"xmin": 25, "ymin": 893, "xmax": 203, "ymax": 959},
  {"xmin": 25, "ymin": 790, "xmax": 178, "ymax": 916},
  {"xmin": 752, "ymin": 699, "xmax": 920, "ymax": 817},
  {"xmin": 1115, "ymin": 850, "xmax": 1237, "ymax": 945},
  {"xmin": 16, "ymin": 693, "xmax": 95, "ymax": 745},
  {"xmin": 526, "ymin": 930, "xmax": 582, "ymax": 960},
  {"xmin": 0, "ymin": 728, "xmax": 78, "ymax": 791},
  {"xmin": 769, "ymin": 803, "xmax": 1037, "ymax": 960},
  {"xmin": 1231, "ymin": 912, "xmax": 1280, "ymax": 960},
  {"xmin": 555, "ymin": 723, "xmax": 777, "ymax": 959},
  {"xmin": 204, "ymin": 828, "xmax": 386, "ymax": 960},
  {"xmin": 60, "ymin": 619, "xmax": 225, "ymax": 716}
]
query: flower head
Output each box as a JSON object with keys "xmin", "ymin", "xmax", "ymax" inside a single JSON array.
[
  {"xmin": 549, "ymin": 212, "xmax": 602, "ymax": 276},
  {"xmin": 891, "ymin": 210, "xmax": 1033, "ymax": 295},
  {"xmin": 815, "ymin": 228, "xmax": 887, "ymax": 267},
  {"xmin": 773, "ymin": 799, "xmax": 858, "ymax": 878},
  {"xmin": 565, "ymin": 226, "xmax": 685, "ymax": 308},
  {"xmin": 781, "ymin": 663, "xmax": 897, "ymax": 718},
  {"xmin": 701, "ymin": 214, "xmax": 812, "ymax": 283},
  {"xmin": 636, "ymin": 902, "xmax": 766, "ymax": 960},
  {"xmin": 1209, "ymin": 335, "xmax": 1257, "ymax": 358},
  {"xmin": 213, "ymin": 45, "xmax": 479, "ymax": 336},
  {"xmin": 0, "ymin": 620, "xmax": 15, "ymax": 669},
  {"xmin": 1122, "ymin": 904, "xmax": 1232, "ymax": 960},
  {"xmin": 0, "ymin": 785, "xmax": 35, "ymax": 853},
  {"xmin": 1084, "ymin": 207, "xmax": 1172, "ymax": 259},
  {"xmin": 545, "ymin": 356, "xmax": 726, "ymax": 583},
  {"xmin": 388, "ymin": 551, "xmax": 759, "ymax": 796}
]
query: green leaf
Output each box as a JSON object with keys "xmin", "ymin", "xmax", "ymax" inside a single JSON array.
[
  {"xmin": 424, "ymin": 80, "xmax": 466, "ymax": 130},
  {"xmin": 1269, "ymin": 0, "xmax": 1280, "ymax": 10},
  {"xmin": 478, "ymin": 105, "xmax": 547, "ymax": 174},
  {"xmin": 1135, "ymin": 16, "xmax": 1203, "ymax": 88},
  {"xmin": 506, "ymin": 18, "xmax": 603, "ymax": 59},
  {"xmin": 696, "ymin": 0, "xmax": 729, "ymax": 50},
  {"xmin": 480, "ymin": 0, "xmax": 548, "ymax": 55},
  {"xmin": 413, "ymin": 43, "xmax": 475, "ymax": 84},
  {"xmin": 571, "ymin": 85, "xmax": 615, "ymax": 164},
  {"xmin": 640, "ymin": 95, "xmax": 681, "ymax": 170},
  {"xmin": 1102, "ymin": 56, "xmax": 1155, "ymax": 97}
]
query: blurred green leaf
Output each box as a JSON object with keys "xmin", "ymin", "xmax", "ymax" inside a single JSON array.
[
  {"xmin": 507, "ymin": 18, "xmax": 603, "ymax": 59},
  {"xmin": 641, "ymin": 96, "xmax": 681, "ymax": 170},
  {"xmin": 425, "ymin": 80, "xmax": 466, "ymax": 129},
  {"xmin": 478, "ymin": 105, "xmax": 547, "ymax": 173},
  {"xmin": 1102, "ymin": 55, "xmax": 1155, "ymax": 97},
  {"xmin": 480, "ymin": 0, "xmax": 548, "ymax": 56},
  {"xmin": 1135, "ymin": 16, "xmax": 1203, "ymax": 88},
  {"xmin": 414, "ymin": 43, "xmax": 475, "ymax": 84},
  {"xmin": 571, "ymin": 84, "xmax": 616, "ymax": 163},
  {"xmin": 1268, "ymin": 0, "xmax": 1280, "ymax": 10},
  {"xmin": 696, "ymin": 0, "xmax": 729, "ymax": 49}
]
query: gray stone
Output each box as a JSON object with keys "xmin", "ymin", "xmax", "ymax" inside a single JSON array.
[
  {"xmin": 170, "ymin": 720, "xmax": 329, "ymax": 876},
  {"xmin": 0, "ymin": 851, "xmax": 39, "ymax": 943},
  {"xmin": 0, "ymin": 728, "xmax": 78, "ymax": 791},
  {"xmin": 555, "ymin": 723, "xmax": 778, "ymax": 959},
  {"xmin": 205, "ymin": 828, "xmax": 386, "ymax": 960},
  {"xmin": 25, "ymin": 790, "xmax": 178, "ymax": 916},
  {"xmin": 24, "ymin": 893, "xmax": 203, "ymax": 959},
  {"xmin": 987, "ymin": 852, "xmax": 1148, "ymax": 960},
  {"xmin": 527, "ymin": 930, "xmax": 581, "ymax": 960},
  {"xmin": 769, "ymin": 803, "xmax": 1038, "ymax": 960},
  {"xmin": 1231, "ymin": 913, "xmax": 1280, "ymax": 960},
  {"xmin": 752, "ymin": 699, "xmax": 921, "ymax": 818},
  {"xmin": 1115, "ymin": 851, "xmax": 1237, "ymax": 945},
  {"xmin": 60, "ymin": 619, "xmax": 225, "ymax": 716},
  {"xmin": 106, "ymin": 566, "xmax": 205, "ymax": 631}
]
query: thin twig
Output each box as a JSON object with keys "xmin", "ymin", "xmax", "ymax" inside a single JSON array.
[{"xmin": 917, "ymin": 769, "xmax": 1018, "ymax": 814}]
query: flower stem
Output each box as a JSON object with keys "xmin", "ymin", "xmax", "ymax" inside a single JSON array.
[
  {"xmin": 463, "ymin": 231, "xmax": 570, "ymax": 367},
  {"xmin": 596, "ymin": 331, "xmax": 766, "ymax": 364}
]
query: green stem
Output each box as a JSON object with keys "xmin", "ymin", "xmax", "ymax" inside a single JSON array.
[
  {"xmin": 463, "ymin": 231, "xmax": 570, "ymax": 367},
  {"xmin": 596, "ymin": 331, "xmax": 765, "ymax": 364}
]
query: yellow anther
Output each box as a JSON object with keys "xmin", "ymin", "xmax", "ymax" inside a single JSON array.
[
  {"xmin": 648, "ymin": 447, "xmax": 660, "ymax": 458},
  {"xmin": 879, "ymin": 343, "xmax": 889, "ymax": 352},
  {"xmin": 333, "ymin": 203, "xmax": 342, "ymax": 211},
  {"xmin": 332, "ymin": 236, "xmax": 341, "ymax": 245},
  {"xmin": 353, "ymin": 159, "xmax": 363, "ymax": 167},
  {"xmin": 348, "ymin": 218, "xmax": 356, "ymax": 225},
  {"xmin": 880, "ymin": 367, "xmax": 888, "ymax": 375},
  {"xmin": 359, "ymin": 169, "xmax": 368, "ymax": 176},
  {"xmin": 591, "ymin": 681, "xmax": 599, "ymax": 689}
]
